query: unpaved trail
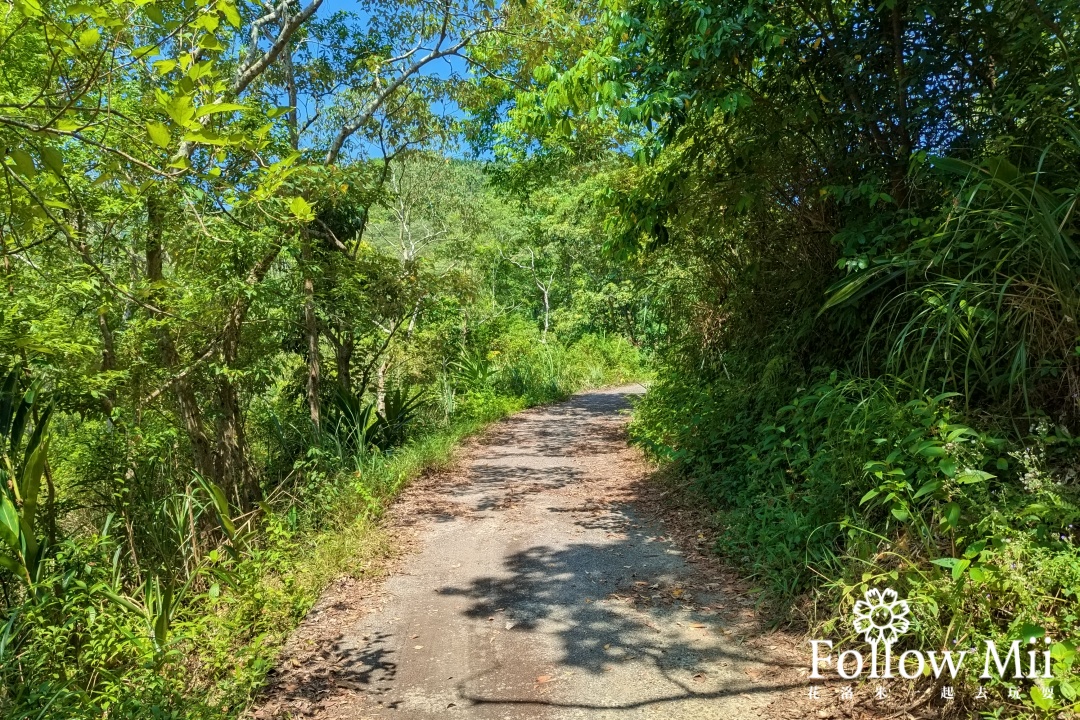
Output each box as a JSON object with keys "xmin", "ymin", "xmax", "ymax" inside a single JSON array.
[{"xmin": 258, "ymin": 386, "xmax": 804, "ymax": 719}]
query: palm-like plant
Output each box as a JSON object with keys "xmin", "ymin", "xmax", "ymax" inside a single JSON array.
[
  {"xmin": 375, "ymin": 382, "xmax": 427, "ymax": 448},
  {"xmin": 0, "ymin": 366, "xmax": 53, "ymax": 590},
  {"xmin": 450, "ymin": 349, "xmax": 499, "ymax": 389}
]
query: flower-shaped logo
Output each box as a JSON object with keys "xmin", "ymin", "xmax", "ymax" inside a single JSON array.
[{"xmin": 852, "ymin": 587, "xmax": 911, "ymax": 645}]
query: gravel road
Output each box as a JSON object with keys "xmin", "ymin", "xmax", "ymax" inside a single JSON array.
[{"xmin": 259, "ymin": 386, "xmax": 798, "ymax": 719}]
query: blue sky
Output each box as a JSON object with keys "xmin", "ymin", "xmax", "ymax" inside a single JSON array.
[{"xmin": 293, "ymin": 0, "xmax": 478, "ymax": 158}]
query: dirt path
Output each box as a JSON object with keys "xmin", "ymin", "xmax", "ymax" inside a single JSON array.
[{"xmin": 257, "ymin": 386, "xmax": 806, "ymax": 719}]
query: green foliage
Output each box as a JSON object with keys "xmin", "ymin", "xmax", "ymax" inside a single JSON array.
[
  {"xmin": 512, "ymin": 0, "xmax": 1080, "ymax": 712},
  {"xmin": 827, "ymin": 144, "xmax": 1080, "ymax": 419},
  {"xmin": 1, "ymin": 0, "xmax": 650, "ymax": 710},
  {"xmin": 633, "ymin": 367, "xmax": 1080, "ymax": 701},
  {"xmin": 451, "ymin": 349, "xmax": 501, "ymax": 391},
  {"xmin": 0, "ymin": 367, "xmax": 53, "ymax": 589}
]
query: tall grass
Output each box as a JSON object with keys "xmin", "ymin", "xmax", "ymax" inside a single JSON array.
[{"xmin": 827, "ymin": 131, "xmax": 1080, "ymax": 419}]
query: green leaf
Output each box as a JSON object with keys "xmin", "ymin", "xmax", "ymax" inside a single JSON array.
[
  {"xmin": 0, "ymin": 495, "xmax": 19, "ymax": 549},
  {"xmin": 912, "ymin": 479, "xmax": 941, "ymax": 500},
  {"xmin": 963, "ymin": 540, "xmax": 987, "ymax": 558},
  {"xmin": 181, "ymin": 129, "xmax": 231, "ymax": 146},
  {"xmin": 198, "ymin": 34, "xmax": 225, "ymax": 51},
  {"xmin": 0, "ymin": 554, "xmax": 21, "ymax": 576},
  {"xmin": 1050, "ymin": 642, "xmax": 1076, "ymax": 662},
  {"xmin": 938, "ymin": 458, "xmax": 957, "ymax": 477},
  {"xmin": 98, "ymin": 586, "xmax": 144, "ymax": 615},
  {"xmin": 289, "ymin": 196, "xmax": 313, "ymax": 221},
  {"xmin": 956, "ymin": 469, "xmax": 994, "ymax": 484},
  {"xmin": 77, "ymin": 27, "xmax": 101, "ymax": 50},
  {"xmin": 13, "ymin": 0, "xmax": 43, "ymax": 17},
  {"xmin": 9, "ymin": 149, "xmax": 36, "ymax": 178},
  {"xmin": 219, "ymin": 0, "xmax": 241, "ymax": 27},
  {"xmin": 146, "ymin": 122, "xmax": 171, "ymax": 149},
  {"xmin": 20, "ymin": 438, "xmax": 47, "ymax": 538},
  {"xmin": 931, "ymin": 557, "xmax": 959, "ymax": 569},
  {"xmin": 153, "ymin": 581, "xmax": 173, "ymax": 647},
  {"xmin": 144, "ymin": 4, "xmax": 164, "ymax": 23},
  {"xmin": 40, "ymin": 147, "xmax": 63, "ymax": 177},
  {"xmin": 1031, "ymin": 685, "xmax": 1053, "ymax": 711},
  {"xmin": 194, "ymin": 102, "xmax": 246, "ymax": 119},
  {"xmin": 1017, "ymin": 623, "xmax": 1045, "ymax": 643},
  {"xmin": 200, "ymin": 479, "xmax": 236, "ymax": 539},
  {"xmin": 161, "ymin": 93, "xmax": 195, "ymax": 127},
  {"xmin": 941, "ymin": 502, "xmax": 961, "ymax": 529}
]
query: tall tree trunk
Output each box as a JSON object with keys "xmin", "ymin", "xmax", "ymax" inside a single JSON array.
[
  {"xmin": 540, "ymin": 284, "xmax": 550, "ymax": 343},
  {"xmin": 334, "ymin": 328, "xmax": 353, "ymax": 394},
  {"xmin": 211, "ymin": 242, "xmax": 284, "ymax": 508},
  {"xmin": 215, "ymin": 318, "xmax": 251, "ymax": 508},
  {"xmin": 97, "ymin": 310, "xmax": 117, "ymax": 417},
  {"xmin": 405, "ymin": 294, "xmax": 424, "ymax": 340},
  {"xmin": 375, "ymin": 359, "xmax": 387, "ymax": 414},
  {"xmin": 146, "ymin": 193, "xmax": 216, "ymax": 485},
  {"xmin": 302, "ymin": 233, "xmax": 321, "ymax": 428},
  {"xmin": 889, "ymin": 1, "xmax": 911, "ymax": 205}
]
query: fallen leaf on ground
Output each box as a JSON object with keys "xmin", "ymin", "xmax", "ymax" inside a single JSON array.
[{"xmin": 537, "ymin": 675, "xmax": 553, "ymax": 684}]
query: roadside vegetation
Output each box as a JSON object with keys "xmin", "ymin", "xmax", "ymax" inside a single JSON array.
[
  {"xmin": 2, "ymin": 0, "xmax": 1078, "ymax": 717},
  {"xmin": 0, "ymin": 3, "xmax": 644, "ymax": 714},
  {"xmin": 477, "ymin": 0, "xmax": 1080, "ymax": 715}
]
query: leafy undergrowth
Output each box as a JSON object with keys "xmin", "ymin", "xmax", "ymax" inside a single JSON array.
[
  {"xmin": 0, "ymin": 333, "xmax": 644, "ymax": 720},
  {"xmin": 631, "ymin": 372, "xmax": 1080, "ymax": 717}
]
